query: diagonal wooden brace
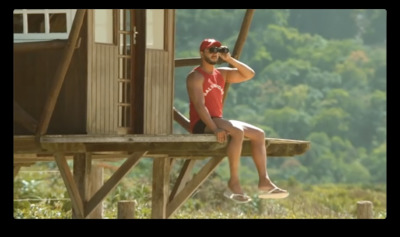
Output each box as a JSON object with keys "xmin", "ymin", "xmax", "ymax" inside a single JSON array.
[{"xmin": 167, "ymin": 156, "xmax": 225, "ymax": 218}]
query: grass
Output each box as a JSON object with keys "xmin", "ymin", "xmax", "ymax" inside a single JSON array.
[{"xmin": 13, "ymin": 162, "xmax": 386, "ymax": 219}]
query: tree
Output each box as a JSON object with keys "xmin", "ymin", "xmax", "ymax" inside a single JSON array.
[
  {"xmin": 289, "ymin": 9, "xmax": 358, "ymax": 40},
  {"xmin": 352, "ymin": 9, "xmax": 387, "ymax": 45},
  {"xmin": 263, "ymin": 106, "xmax": 311, "ymax": 140},
  {"xmin": 312, "ymin": 107, "xmax": 350, "ymax": 138}
]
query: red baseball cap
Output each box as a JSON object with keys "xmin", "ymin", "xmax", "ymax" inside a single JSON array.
[{"xmin": 199, "ymin": 38, "xmax": 221, "ymax": 51}]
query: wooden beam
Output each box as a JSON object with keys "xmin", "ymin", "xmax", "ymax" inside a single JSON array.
[
  {"xmin": 14, "ymin": 165, "xmax": 22, "ymax": 179},
  {"xmin": 41, "ymin": 134, "xmax": 221, "ymax": 143},
  {"xmin": 36, "ymin": 9, "xmax": 87, "ymax": 137},
  {"xmin": 85, "ymin": 151, "xmax": 146, "ymax": 217},
  {"xmin": 166, "ymin": 156, "xmax": 225, "ymax": 218},
  {"xmin": 222, "ymin": 9, "xmax": 255, "ymax": 105},
  {"xmin": 14, "ymin": 40, "xmax": 67, "ymax": 53},
  {"xmin": 72, "ymin": 153, "xmax": 91, "ymax": 219},
  {"xmin": 169, "ymin": 159, "xmax": 196, "ymax": 202},
  {"xmin": 173, "ymin": 107, "xmax": 191, "ymax": 132},
  {"xmin": 175, "ymin": 58, "xmax": 201, "ymax": 67},
  {"xmin": 151, "ymin": 157, "xmax": 171, "ymax": 219},
  {"xmin": 16, "ymin": 134, "xmax": 310, "ymax": 158},
  {"xmin": 54, "ymin": 152, "xmax": 85, "ymax": 218},
  {"xmin": 14, "ymin": 138, "xmax": 310, "ymax": 161},
  {"xmin": 88, "ymin": 164, "xmax": 104, "ymax": 218},
  {"xmin": 14, "ymin": 136, "xmax": 47, "ymax": 154},
  {"xmin": 14, "ymin": 101, "xmax": 38, "ymax": 133}
]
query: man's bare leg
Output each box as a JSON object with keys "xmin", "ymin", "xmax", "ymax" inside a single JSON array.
[
  {"xmin": 206, "ymin": 118, "xmax": 245, "ymax": 196},
  {"xmin": 209, "ymin": 119, "xmax": 287, "ymax": 194},
  {"xmin": 232, "ymin": 120, "xmax": 285, "ymax": 192}
]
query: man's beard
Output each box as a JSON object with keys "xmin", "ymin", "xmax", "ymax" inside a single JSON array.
[{"xmin": 204, "ymin": 55, "xmax": 218, "ymax": 65}]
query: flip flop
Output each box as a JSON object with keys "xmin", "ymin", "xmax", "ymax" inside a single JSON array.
[
  {"xmin": 258, "ymin": 187, "xmax": 289, "ymax": 199},
  {"xmin": 223, "ymin": 189, "xmax": 252, "ymax": 203}
]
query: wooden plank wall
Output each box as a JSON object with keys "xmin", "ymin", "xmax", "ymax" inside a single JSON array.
[
  {"xmin": 86, "ymin": 10, "xmax": 118, "ymax": 135},
  {"xmin": 13, "ymin": 21, "xmax": 88, "ymax": 135},
  {"xmin": 143, "ymin": 10, "xmax": 175, "ymax": 135},
  {"xmin": 86, "ymin": 43, "xmax": 118, "ymax": 135}
]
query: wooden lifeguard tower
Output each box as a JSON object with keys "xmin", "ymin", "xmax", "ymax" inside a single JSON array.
[{"xmin": 13, "ymin": 9, "xmax": 310, "ymax": 219}]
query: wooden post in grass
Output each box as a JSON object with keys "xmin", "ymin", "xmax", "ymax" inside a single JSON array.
[
  {"xmin": 357, "ymin": 201, "xmax": 373, "ymax": 219},
  {"xmin": 118, "ymin": 200, "xmax": 136, "ymax": 219},
  {"xmin": 87, "ymin": 165, "xmax": 104, "ymax": 218}
]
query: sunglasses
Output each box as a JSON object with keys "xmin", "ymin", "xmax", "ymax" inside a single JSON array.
[{"xmin": 208, "ymin": 47, "xmax": 229, "ymax": 54}]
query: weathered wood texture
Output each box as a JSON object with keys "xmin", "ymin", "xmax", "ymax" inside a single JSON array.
[
  {"xmin": 173, "ymin": 107, "xmax": 190, "ymax": 132},
  {"xmin": 54, "ymin": 152, "xmax": 85, "ymax": 218},
  {"xmin": 151, "ymin": 157, "xmax": 171, "ymax": 218},
  {"xmin": 14, "ymin": 40, "xmax": 67, "ymax": 53},
  {"xmin": 14, "ymin": 101, "xmax": 38, "ymax": 133},
  {"xmin": 87, "ymin": 9, "xmax": 147, "ymax": 135},
  {"xmin": 14, "ymin": 135, "xmax": 310, "ymax": 162},
  {"xmin": 36, "ymin": 10, "xmax": 87, "ymax": 137},
  {"xmin": 86, "ymin": 16, "xmax": 119, "ymax": 135},
  {"xmin": 118, "ymin": 200, "xmax": 136, "ymax": 219},
  {"xmin": 87, "ymin": 165, "xmax": 104, "ymax": 218},
  {"xmin": 72, "ymin": 153, "xmax": 90, "ymax": 219},
  {"xmin": 14, "ymin": 19, "xmax": 87, "ymax": 135},
  {"xmin": 84, "ymin": 151, "xmax": 145, "ymax": 216},
  {"xmin": 357, "ymin": 201, "xmax": 373, "ymax": 219},
  {"xmin": 72, "ymin": 154, "xmax": 104, "ymax": 219},
  {"xmin": 144, "ymin": 10, "xmax": 175, "ymax": 135}
]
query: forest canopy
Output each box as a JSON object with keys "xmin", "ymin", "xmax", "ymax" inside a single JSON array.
[{"xmin": 173, "ymin": 9, "xmax": 386, "ymax": 184}]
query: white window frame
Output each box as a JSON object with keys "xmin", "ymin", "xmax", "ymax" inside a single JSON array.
[{"xmin": 13, "ymin": 9, "xmax": 77, "ymax": 43}]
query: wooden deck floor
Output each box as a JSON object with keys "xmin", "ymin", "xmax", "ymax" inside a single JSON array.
[{"xmin": 14, "ymin": 134, "xmax": 310, "ymax": 164}]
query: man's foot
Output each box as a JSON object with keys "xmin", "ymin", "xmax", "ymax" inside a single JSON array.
[
  {"xmin": 258, "ymin": 187, "xmax": 289, "ymax": 199},
  {"xmin": 223, "ymin": 188, "xmax": 252, "ymax": 203}
]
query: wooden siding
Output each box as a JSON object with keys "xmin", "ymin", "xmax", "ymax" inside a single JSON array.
[
  {"xmin": 86, "ymin": 43, "xmax": 118, "ymax": 135},
  {"xmin": 13, "ymin": 28, "xmax": 87, "ymax": 135},
  {"xmin": 86, "ymin": 10, "xmax": 118, "ymax": 135},
  {"xmin": 86, "ymin": 9, "xmax": 175, "ymax": 135},
  {"xmin": 143, "ymin": 10, "xmax": 175, "ymax": 135}
]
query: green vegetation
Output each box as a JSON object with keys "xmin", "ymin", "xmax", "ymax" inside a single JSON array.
[{"xmin": 14, "ymin": 161, "xmax": 386, "ymax": 219}]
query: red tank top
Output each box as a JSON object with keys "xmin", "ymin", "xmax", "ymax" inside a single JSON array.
[{"xmin": 189, "ymin": 66, "xmax": 225, "ymax": 133}]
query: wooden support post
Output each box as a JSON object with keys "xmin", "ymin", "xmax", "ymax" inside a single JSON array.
[
  {"xmin": 88, "ymin": 164, "xmax": 104, "ymax": 218},
  {"xmin": 151, "ymin": 157, "xmax": 171, "ymax": 219},
  {"xmin": 14, "ymin": 165, "xmax": 22, "ymax": 179},
  {"xmin": 72, "ymin": 153, "xmax": 90, "ymax": 219},
  {"xmin": 36, "ymin": 9, "xmax": 86, "ymax": 137},
  {"xmin": 54, "ymin": 152, "xmax": 85, "ymax": 218},
  {"xmin": 175, "ymin": 58, "xmax": 201, "ymax": 67},
  {"xmin": 173, "ymin": 107, "xmax": 191, "ymax": 132},
  {"xmin": 222, "ymin": 9, "xmax": 255, "ymax": 105},
  {"xmin": 118, "ymin": 200, "xmax": 136, "ymax": 219},
  {"xmin": 169, "ymin": 159, "xmax": 196, "ymax": 202},
  {"xmin": 85, "ymin": 151, "xmax": 146, "ymax": 216},
  {"xmin": 357, "ymin": 201, "xmax": 373, "ymax": 219},
  {"xmin": 71, "ymin": 154, "xmax": 106, "ymax": 218}
]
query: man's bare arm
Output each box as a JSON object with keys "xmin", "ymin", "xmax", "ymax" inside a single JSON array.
[{"xmin": 218, "ymin": 52, "xmax": 255, "ymax": 83}]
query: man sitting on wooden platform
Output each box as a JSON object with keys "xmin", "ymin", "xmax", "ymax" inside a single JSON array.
[{"xmin": 186, "ymin": 38, "xmax": 289, "ymax": 203}]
